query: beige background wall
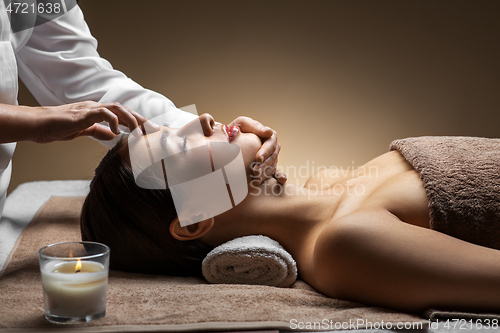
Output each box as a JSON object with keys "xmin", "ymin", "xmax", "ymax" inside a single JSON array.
[{"xmin": 10, "ymin": 0, "xmax": 500, "ymax": 193}]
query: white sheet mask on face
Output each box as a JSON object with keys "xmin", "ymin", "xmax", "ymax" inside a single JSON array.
[{"xmin": 128, "ymin": 106, "xmax": 248, "ymax": 226}]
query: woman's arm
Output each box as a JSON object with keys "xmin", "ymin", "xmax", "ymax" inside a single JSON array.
[{"xmin": 313, "ymin": 209, "xmax": 500, "ymax": 313}]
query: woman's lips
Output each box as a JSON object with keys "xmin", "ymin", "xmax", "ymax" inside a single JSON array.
[
  {"xmin": 229, "ymin": 126, "xmax": 240, "ymax": 142},
  {"xmin": 223, "ymin": 124, "xmax": 240, "ymax": 143}
]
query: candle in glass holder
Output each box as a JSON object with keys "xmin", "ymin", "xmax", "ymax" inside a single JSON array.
[{"xmin": 39, "ymin": 242, "xmax": 110, "ymax": 324}]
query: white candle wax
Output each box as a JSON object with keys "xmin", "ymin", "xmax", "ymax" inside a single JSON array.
[{"xmin": 41, "ymin": 260, "xmax": 108, "ymax": 318}]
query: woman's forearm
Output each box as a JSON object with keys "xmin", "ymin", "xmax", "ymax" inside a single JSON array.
[{"xmin": 313, "ymin": 210, "xmax": 500, "ymax": 313}]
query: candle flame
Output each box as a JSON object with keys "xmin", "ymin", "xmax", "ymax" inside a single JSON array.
[
  {"xmin": 69, "ymin": 248, "xmax": 73, "ymax": 258},
  {"xmin": 75, "ymin": 259, "xmax": 82, "ymax": 273}
]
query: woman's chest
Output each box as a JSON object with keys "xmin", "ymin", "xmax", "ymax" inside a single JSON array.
[{"xmin": 320, "ymin": 152, "xmax": 430, "ymax": 228}]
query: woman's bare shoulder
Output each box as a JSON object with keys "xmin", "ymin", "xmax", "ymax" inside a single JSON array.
[
  {"xmin": 307, "ymin": 209, "xmax": 398, "ymax": 297},
  {"xmin": 303, "ymin": 151, "xmax": 410, "ymax": 190}
]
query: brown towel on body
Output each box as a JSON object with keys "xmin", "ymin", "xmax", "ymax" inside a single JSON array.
[
  {"xmin": 390, "ymin": 136, "xmax": 500, "ymax": 250},
  {"xmin": 0, "ymin": 196, "xmax": 426, "ymax": 332}
]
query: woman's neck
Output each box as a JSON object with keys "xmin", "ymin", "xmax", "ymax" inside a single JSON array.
[{"xmin": 202, "ymin": 178, "xmax": 340, "ymax": 262}]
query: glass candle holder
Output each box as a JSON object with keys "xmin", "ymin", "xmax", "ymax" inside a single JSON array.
[{"xmin": 39, "ymin": 241, "xmax": 110, "ymax": 324}]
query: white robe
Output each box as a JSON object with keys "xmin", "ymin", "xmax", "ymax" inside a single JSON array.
[{"xmin": 0, "ymin": 3, "xmax": 197, "ymax": 218}]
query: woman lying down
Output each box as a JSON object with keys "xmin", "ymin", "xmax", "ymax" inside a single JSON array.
[{"xmin": 80, "ymin": 113, "xmax": 500, "ymax": 314}]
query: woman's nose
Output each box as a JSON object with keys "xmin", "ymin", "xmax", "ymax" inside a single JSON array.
[
  {"xmin": 199, "ymin": 113, "xmax": 215, "ymax": 136},
  {"xmin": 178, "ymin": 113, "xmax": 215, "ymax": 137}
]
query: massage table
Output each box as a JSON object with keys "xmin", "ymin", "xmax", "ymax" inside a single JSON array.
[{"xmin": 0, "ymin": 181, "xmax": 494, "ymax": 332}]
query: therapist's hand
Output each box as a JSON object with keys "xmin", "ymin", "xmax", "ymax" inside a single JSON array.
[
  {"xmin": 228, "ymin": 116, "xmax": 286, "ymax": 185},
  {"xmin": 33, "ymin": 101, "xmax": 152, "ymax": 143}
]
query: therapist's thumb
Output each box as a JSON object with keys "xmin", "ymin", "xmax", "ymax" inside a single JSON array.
[{"xmin": 76, "ymin": 124, "xmax": 116, "ymax": 141}]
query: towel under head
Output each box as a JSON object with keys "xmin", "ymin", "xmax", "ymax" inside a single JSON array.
[{"xmin": 202, "ymin": 235, "xmax": 297, "ymax": 288}]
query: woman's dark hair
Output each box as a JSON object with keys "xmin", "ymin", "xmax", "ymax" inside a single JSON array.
[{"xmin": 80, "ymin": 141, "xmax": 213, "ymax": 276}]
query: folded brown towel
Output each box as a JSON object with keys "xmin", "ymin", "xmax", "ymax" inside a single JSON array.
[{"xmin": 390, "ymin": 136, "xmax": 500, "ymax": 250}]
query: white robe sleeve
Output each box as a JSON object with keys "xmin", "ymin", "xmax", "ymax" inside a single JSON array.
[{"xmin": 15, "ymin": 5, "xmax": 197, "ymax": 147}]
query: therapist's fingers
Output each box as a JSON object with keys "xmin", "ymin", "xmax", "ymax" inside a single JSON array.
[
  {"xmin": 252, "ymin": 142, "xmax": 282, "ymax": 185},
  {"xmin": 228, "ymin": 116, "xmax": 276, "ymax": 163},
  {"xmin": 72, "ymin": 102, "xmax": 157, "ymax": 136},
  {"xmin": 274, "ymin": 169, "xmax": 288, "ymax": 185},
  {"xmin": 79, "ymin": 124, "xmax": 116, "ymax": 141},
  {"xmin": 35, "ymin": 101, "xmax": 151, "ymax": 143},
  {"xmin": 229, "ymin": 115, "xmax": 284, "ymax": 184},
  {"xmin": 252, "ymin": 144, "xmax": 287, "ymax": 184},
  {"xmin": 64, "ymin": 124, "xmax": 116, "ymax": 141},
  {"xmin": 101, "ymin": 103, "xmax": 152, "ymax": 132},
  {"xmin": 68, "ymin": 104, "xmax": 123, "ymax": 135},
  {"xmin": 83, "ymin": 107, "xmax": 121, "ymax": 135},
  {"xmin": 228, "ymin": 116, "xmax": 274, "ymax": 144},
  {"xmin": 255, "ymin": 129, "xmax": 279, "ymax": 164},
  {"xmin": 63, "ymin": 101, "xmax": 118, "ymax": 135},
  {"xmin": 71, "ymin": 101, "xmax": 154, "ymax": 133}
]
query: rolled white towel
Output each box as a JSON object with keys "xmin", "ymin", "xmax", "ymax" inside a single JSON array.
[{"xmin": 202, "ymin": 235, "xmax": 297, "ymax": 288}]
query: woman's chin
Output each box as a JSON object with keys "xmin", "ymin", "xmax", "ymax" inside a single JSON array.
[{"xmin": 234, "ymin": 132, "xmax": 262, "ymax": 171}]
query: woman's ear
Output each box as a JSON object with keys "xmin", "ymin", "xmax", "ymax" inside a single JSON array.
[{"xmin": 169, "ymin": 217, "xmax": 214, "ymax": 241}]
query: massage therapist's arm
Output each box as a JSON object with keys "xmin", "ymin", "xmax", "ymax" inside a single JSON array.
[
  {"xmin": 16, "ymin": 5, "xmax": 286, "ymax": 182},
  {"xmin": 16, "ymin": 5, "xmax": 196, "ymax": 137},
  {"xmin": 0, "ymin": 101, "xmax": 149, "ymax": 144}
]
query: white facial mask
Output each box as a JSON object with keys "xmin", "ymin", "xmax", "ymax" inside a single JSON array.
[{"xmin": 128, "ymin": 106, "xmax": 248, "ymax": 226}]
